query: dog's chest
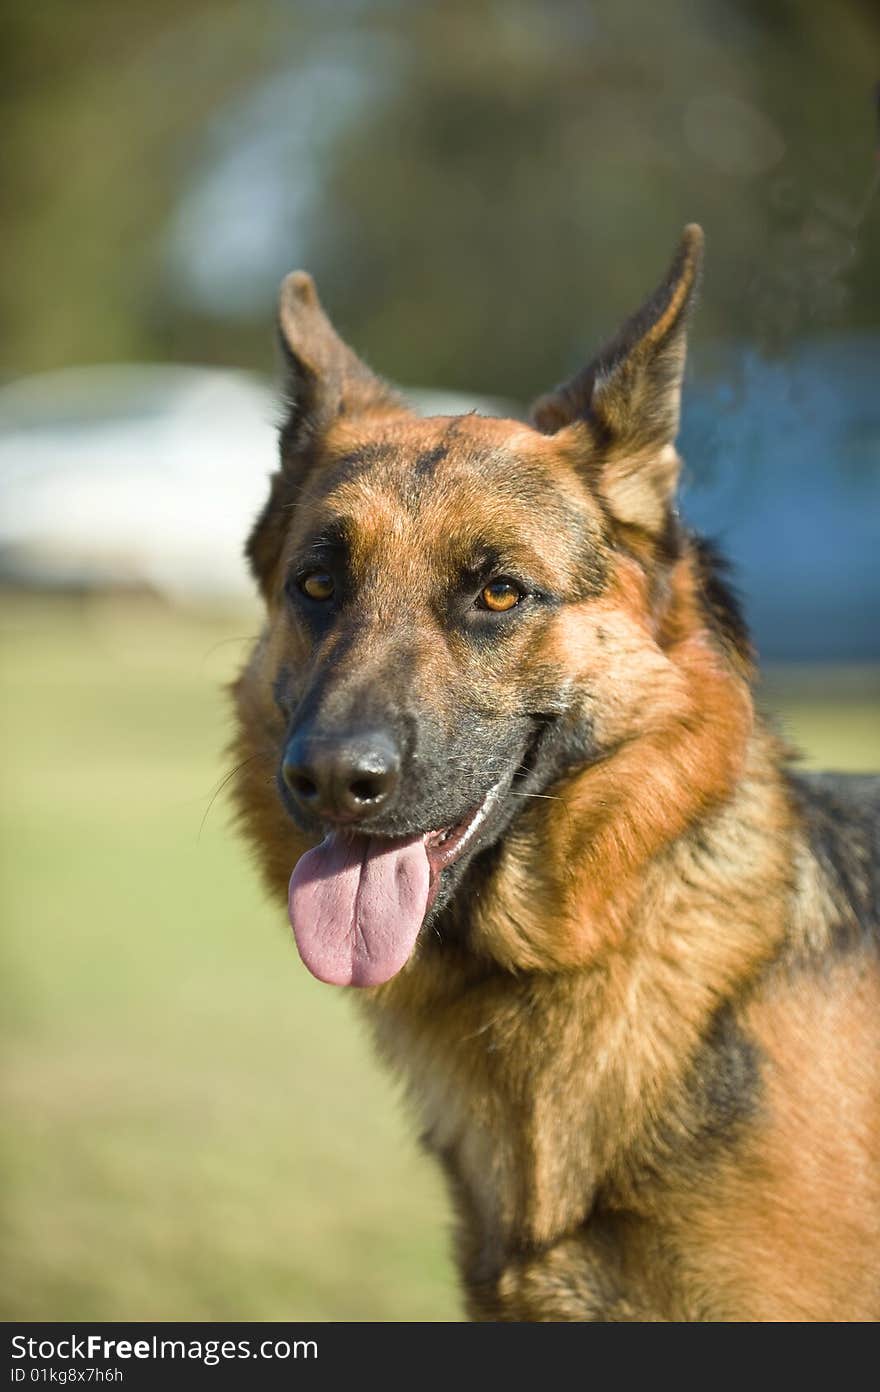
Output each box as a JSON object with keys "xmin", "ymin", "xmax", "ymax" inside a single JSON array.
[
  {"xmin": 408, "ymin": 1030, "xmax": 520, "ymax": 1243},
  {"xmin": 367, "ymin": 987, "xmax": 533, "ymax": 1251},
  {"xmin": 367, "ymin": 991, "xmax": 599, "ymax": 1266}
]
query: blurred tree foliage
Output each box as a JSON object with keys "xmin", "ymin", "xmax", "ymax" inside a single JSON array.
[{"xmin": 1, "ymin": 0, "xmax": 878, "ymax": 395}]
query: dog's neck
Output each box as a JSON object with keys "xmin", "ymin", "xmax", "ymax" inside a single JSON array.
[{"xmin": 363, "ymin": 714, "xmax": 795, "ymax": 1261}]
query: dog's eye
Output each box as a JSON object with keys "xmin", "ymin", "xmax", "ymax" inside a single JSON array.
[
  {"xmin": 299, "ymin": 570, "xmax": 335, "ymax": 601},
  {"xmin": 479, "ymin": 579, "xmax": 523, "ymax": 613}
]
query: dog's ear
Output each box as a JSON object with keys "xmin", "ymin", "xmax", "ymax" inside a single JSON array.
[
  {"xmin": 247, "ymin": 273, "xmax": 398, "ymax": 598},
  {"xmin": 531, "ymin": 225, "xmax": 703, "ymax": 534},
  {"xmin": 277, "ymin": 271, "xmax": 397, "ymax": 454}
]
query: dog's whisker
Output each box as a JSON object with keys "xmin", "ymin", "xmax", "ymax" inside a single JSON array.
[
  {"xmin": 198, "ymin": 752, "xmax": 274, "ymax": 841},
  {"xmin": 203, "ymin": 750, "xmax": 274, "ymax": 801},
  {"xmin": 200, "ymin": 634, "xmax": 261, "ymax": 665}
]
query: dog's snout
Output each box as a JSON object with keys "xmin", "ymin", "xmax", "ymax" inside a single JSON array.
[{"xmin": 282, "ymin": 729, "xmax": 401, "ymax": 822}]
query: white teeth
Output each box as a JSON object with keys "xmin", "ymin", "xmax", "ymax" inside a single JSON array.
[
  {"xmin": 453, "ymin": 778, "xmax": 505, "ymax": 856},
  {"xmin": 423, "ymin": 777, "xmax": 507, "ymax": 860}
]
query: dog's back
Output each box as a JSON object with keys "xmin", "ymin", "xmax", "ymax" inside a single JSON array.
[{"xmin": 793, "ymin": 771, "xmax": 880, "ymax": 927}]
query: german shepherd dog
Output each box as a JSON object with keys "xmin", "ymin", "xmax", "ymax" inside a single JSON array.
[{"xmin": 231, "ymin": 226, "xmax": 880, "ymax": 1321}]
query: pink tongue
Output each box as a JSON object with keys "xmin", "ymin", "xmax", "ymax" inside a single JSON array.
[{"xmin": 288, "ymin": 831, "xmax": 431, "ymax": 987}]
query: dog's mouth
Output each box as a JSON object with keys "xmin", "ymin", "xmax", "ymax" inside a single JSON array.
[
  {"xmin": 423, "ymin": 777, "xmax": 506, "ymax": 879},
  {"xmin": 287, "ymin": 779, "xmax": 507, "ymax": 989}
]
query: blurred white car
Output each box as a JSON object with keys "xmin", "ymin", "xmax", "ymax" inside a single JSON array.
[{"xmin": 0, "ymin": 365, "xmax": 513, "ymax": 604}]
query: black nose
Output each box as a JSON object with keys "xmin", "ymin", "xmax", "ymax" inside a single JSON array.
[{"xmin": 281, "ymin": 729, "xmax": 401, "ymax": 822}]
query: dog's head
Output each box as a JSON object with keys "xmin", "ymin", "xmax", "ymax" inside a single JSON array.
[{"xmin": 236, "ymin": 225, "xmax": 753, "ymax": 986}]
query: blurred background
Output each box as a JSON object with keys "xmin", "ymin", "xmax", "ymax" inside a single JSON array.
[{"xmin": 1, "ymin": 0, "xmax": 878, "ymax": 1321}]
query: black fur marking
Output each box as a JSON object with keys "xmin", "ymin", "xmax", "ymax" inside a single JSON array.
[
  {"xmin": 332, "ymin": 442, "xmax": 398, "ymax": 475},
  {"xmin": 690, "ymin": 535, "xmax": 754, "ymax": 672},
  {"xmin": 786, "ymin": 771, "xmax": 880, "ymax": 955},
  {"xmin": 292, "ymin": 517, "xmax": 352, "ymax": 567},
  {"xmin": 686, "ymin": 1008, "xmax": 762, "ymax": 1146},
  {"xmin": 655, "ymin": 507, "xmax": 684, "ymax": 569},
  {"xmin": 413, "ymin": 443, "xmax": 449, "ymax": 480},
  {"xmin": 620, "ymin": 1006, "xmax": 762, "ymax": 1194}
]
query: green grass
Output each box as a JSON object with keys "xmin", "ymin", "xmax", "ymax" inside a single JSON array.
[{"xmin": 1, "ymin": 594, "xmax": 877, "ymax": 1321}]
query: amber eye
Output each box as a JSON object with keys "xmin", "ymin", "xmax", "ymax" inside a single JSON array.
[
  {"xmin": 479, "ymin": 578, "xmax": 523, "ymax": 612},
  {"xmin": 299, "ymin": 570, "xmax": 335, "ymax": 601}
]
